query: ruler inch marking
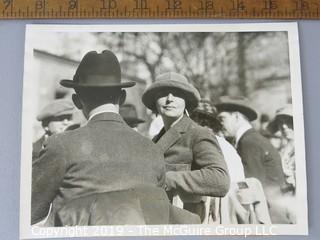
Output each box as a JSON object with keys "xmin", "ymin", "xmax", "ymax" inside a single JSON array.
[{"xmin": 0, "ymin": 0, "xmax": 320, "ymax": 19}]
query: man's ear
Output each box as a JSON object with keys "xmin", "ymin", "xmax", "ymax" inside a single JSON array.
[
  {"xmin": 72, "ymin": 94, "xmax": 83, "ymax": 110},
  {"xmin": 119, "ymin": 90, "xmax": 126, "ymax": 105}
]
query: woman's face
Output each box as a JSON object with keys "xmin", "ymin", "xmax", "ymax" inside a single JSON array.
[{"xmin": 155, "ymin": 89, "xmax": 186, "ymax": 120}]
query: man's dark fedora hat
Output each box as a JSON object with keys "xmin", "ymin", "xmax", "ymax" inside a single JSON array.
[
  {"xmin": 120, "ymin": 104, "xmax": 145, "ymax": 126},
  {"xmin": 216, "ymin": 96, "xmax": 258, "ymax": 121},
  {"xmin": 60, "ymin": 50, "xmax": 135, "ymax": 89}
]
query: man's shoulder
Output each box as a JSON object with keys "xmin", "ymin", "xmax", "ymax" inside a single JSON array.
[
  {"xmin": 45, "ymin": 125, "xmax": 89, "ymax": 148},
  {"xmin": 129, "ymin": 129, "xmax": 161, "ymax": 151},
  {"xmin": 117, "ymin": 128, "xmax": 163, "ymax": 161},
  {"xmin": 241, "ymin": 129, "xmax": 266, "ymax": 144},
  {"xmin": 240, "ymin": 129, "xmax": 279, "ymax": 154}
]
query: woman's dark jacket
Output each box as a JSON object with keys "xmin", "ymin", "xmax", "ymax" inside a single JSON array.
[{"xmin": 153, "ymin": 115, "xmax": 230, "ymax": 206}]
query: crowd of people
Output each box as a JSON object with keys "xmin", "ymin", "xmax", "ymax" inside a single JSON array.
[{"xmin": 31, "ymin": 50, "xmax": 296, "ymax": 227}]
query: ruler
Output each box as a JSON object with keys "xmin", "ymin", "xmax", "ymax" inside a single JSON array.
[{"xmin": 1, "ymin": 0, "xmax": 319, "ymax": 19}]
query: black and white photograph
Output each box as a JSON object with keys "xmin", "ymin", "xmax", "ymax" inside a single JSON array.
[{"xmin": 20, "ymin": 23, "xmax": 308, "ymax": 238}]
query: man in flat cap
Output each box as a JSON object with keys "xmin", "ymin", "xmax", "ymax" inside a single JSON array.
[
  {"xmin": 31, "ymin": 50, "xmax": 175, "ymax": 226},
  {"xmin": 216, "ymin": 96, "xmax": 288, "ymax": 223},
  {"xmin": 32, "ymin": 99, "xmax": 77, "ymax": 161}
]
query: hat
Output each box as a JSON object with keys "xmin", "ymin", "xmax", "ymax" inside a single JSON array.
[
  {"xmin": 268, "ymin": 104, "xmax": 293, "ymax": 133},
  {"xmin": 60, "ymin": 50, "xmax": 135, "ymax": 89},
  {"xmin": 37, "ymin": 99, "xmax": 75, "ymax": 122},
  {"xmin": 142, "ymin": 72, "xmax": 200, "ymax": 112},
  {"xmin": 274, "ymin": 104, "xmax": 293, "ymax": 118},
  {"xmin": 215, "ymin": 96, "xmax": 258, "ymax": 121},
  {"xmin": 119, "ymin": 104, "xmax": 145, "ymax": 126}
]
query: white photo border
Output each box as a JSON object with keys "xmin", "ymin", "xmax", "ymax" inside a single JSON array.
[{"xmin": 20, "ymin": 22, "xmax": 308, "ymax": 239}]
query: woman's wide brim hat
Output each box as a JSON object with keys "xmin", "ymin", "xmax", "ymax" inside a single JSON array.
[
  {"xmin": 267, "ymin": 104, "xmax": 293, "ymax": 133},
  {"xmin": 142, "ymin": 72, "xmax": 201, "ymax": 112},
  {"xmin": 60, "ymin": 50, "xmax": 135, "ymax": 89},
  {"xmin": 215, "ymin": 96, "xmax": 258, "ymax": 121}
]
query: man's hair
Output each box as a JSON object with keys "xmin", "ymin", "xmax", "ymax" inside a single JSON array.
[{"xmin": 75, "ymin": 87, "xmax": 122, "ymax": 107}]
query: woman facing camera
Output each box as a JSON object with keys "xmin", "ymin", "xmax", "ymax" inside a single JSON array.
[
  {"xmin": 268, "ymin": 104, "xmax": 295, "ymax": 194},
  {"xmin": 142, "ymin": 72, "xmax": 230, "ymax": 221}
]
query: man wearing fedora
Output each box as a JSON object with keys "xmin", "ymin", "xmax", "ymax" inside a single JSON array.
[
  {"xmin": 216, "ymin": 96, "xmax": 288, "ymax": 223},
  {"xmin": 31, "ymin": 50, "xmax": 170, "ymax": 226}
]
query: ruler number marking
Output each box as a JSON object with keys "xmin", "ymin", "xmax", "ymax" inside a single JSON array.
[
  {"xmin": 101, "ymin": 0, "xmax": 117, "ymax": 10},
  {"xmin": 133, "ymin": 0, "xmax": 148, "ymax": 10},
  {"xmin": 69, "ymin": 0, "xmax": 78, "ymax": 10},
  {"xmin": 35, "ymin": 0, "xmax": 45, "ymax": 12},
  {"xmin": 294, "ymin": 0, "xmax": 309, "ymax": 11},
  {"xmin": 263, "ymin": 0, "xmax": 277, "ymax": 10},
  {"xmin": 231, "ymin": 0, "xmax": 245, "ymax": 11},
  {"xmin": 166, "ymin": 0, "xmax": 181, "ymax": 10},
  {"xmin": 199, "ymin": 0, "xmax": 214, "ymax": 11},
  {"xmin": 3, "ymin": 0, "xmax": 12, "ymax": 11}
]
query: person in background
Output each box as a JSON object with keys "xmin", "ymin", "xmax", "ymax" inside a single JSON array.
[
  {"xmin": 119, "ymin": 103, "xmax": 145, "ymax": 131},
  {"xmin": 32, "ymin": 99, "xmax": 78, "ymax": 161},
  {"xmin": 216, "ymin": 96, "xmax": 289, "ymax": 224},
  {"xmin": 190, "ymin": 99, "xmax": 245, "ymax": 183},
  {"xmin": 191, "ymin": 99, "xmax": 250, "ymax": 224},
  {"xmin": 268, "ymin": 104, "xmax": 295, "ymax": 194},
  {"xmin": 142, "ymin": 72, "xmax": 230, "ymax": 221},
  {"xmin": 259, "ymin": 114, "xmax": 272, "ymax": 138}
]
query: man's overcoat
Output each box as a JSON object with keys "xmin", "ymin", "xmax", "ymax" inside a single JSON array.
[
  {"xmin": 237, "ymin": 128, "xmax": 289, "ymax": 223},
  {"xmin": 236, "ymin": 128, "xmax": 285, "ymax": 190},
  {"xmin": 32, "ymin": 112, "xmax": 165, "ymax": 225}
]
